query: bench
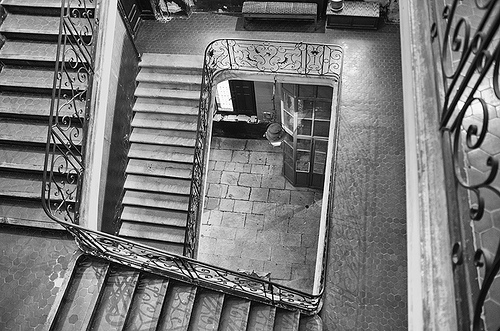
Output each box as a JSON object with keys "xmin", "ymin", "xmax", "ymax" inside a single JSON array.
[
  {"xmin": 242, "ymin": 1, "xmax": 318, "ymax": 29},
  {"xmin": 326, "ymin": 1, "xmax": 380, "ymax": 30}
]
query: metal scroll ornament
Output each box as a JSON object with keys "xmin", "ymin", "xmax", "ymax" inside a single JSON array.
[
  {"xmin": 42, "ymin": 0, "xmax": 97, "ymax": 224},
  {"xmin": 435, "ymin": 0, "xmax": 500, "ymax": 329}
]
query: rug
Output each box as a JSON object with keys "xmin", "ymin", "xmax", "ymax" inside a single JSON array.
[{"xmin": 235, "ymin": 17, "xmax": 326, "ymax": 33}]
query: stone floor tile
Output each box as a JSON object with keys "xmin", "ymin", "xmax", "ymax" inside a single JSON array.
[
  {"xmin": 226, "ymin": 186, "xmax": 251, "ymax": 200},
  {"xmin": 251, "ymin": 164, "xmax": 268, "ymax": 175},
  {"xmin": 232, "ymin": 150, "xmax": 250, "ymax": 163},
  {"xmin": 248, "ymin": 151, "xmax": 267, "ymax": 164},
  {"xmin": 206, "ymin": 170, "xmax": 222, "ymax": 184},
  {"xmin": 210, "ymin": 149, "xmax": 232, "ymax": 162},
  {"xmin": 219, "ymin": 198, "xmax": 235, "ymax": 212},
  {"xmin": 289, "ymin": 191, "xmax": 316, "ymax": 205},
  {"xmin": 268, "ymin": 188, "xmax": 291, "ymax": 204},
  {"xmin": 238, "ymin": 173, "xmax": 262, "ymax": 187},
  {"xmin": 249, "ymin": 187, "xmax": 269, "ymax": 202},
  {"xmin": 281, "ymin": 232, "xmax": 302, "ymax": 247},
  {"xmin": 252, "ymin": 202, "xmax": 278, "ymax": 216},
  {"xmin": 214, "ymin": 161, "xmax": 226, "ymax": 170},
  {"xmin": 233, "ymin": 200, "xmax": 253, "ymax": 213},
  {"xmin": 208, "ymin": 210, "xmax": 223, "ymax": 225},
  {"xmin": 263, "ymin": 261, "xmax": 292, "ymax": 281},
  {"xmin": 207, "ymin": 183, "xmax": 228, "ymax": 198},
  {"xmin": 245, "ymin": 139, "xmax": 276, "ymax": 152},
  {"xmin": 245, "ymin": 214, "xmax": 265, "ymax": 230},
  {"xmin": 205, "ymin": 197, "xmax": 220, "ymax": 210},
  {"xmin": 260, "ymin": 175, "xmax": 286, "ymax": 189},
  {"xmin": 221, "ymin": 211, "xmax": 246, "ymax": 228},
  {"xmin": 220, "ymin": 171, "xmax": 239, "ymax": 185}
]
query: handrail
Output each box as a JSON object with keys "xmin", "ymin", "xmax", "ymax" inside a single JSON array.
[
  {"xmin": 55, "ymin": 217, "xmax": 322, "ymax": 314},
  {"xmin": 428, "ymin": 0, "xmax": 500, "ymax": 329},
  {"xmin": 185, "ymin": 39, "xmax": 343, "ymax": 259},
  {"xmin": 42, "ymin": 0, "xmax": 97, "ymax": 224}
]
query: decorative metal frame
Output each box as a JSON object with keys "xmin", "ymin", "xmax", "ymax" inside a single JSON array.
[
  {"xmin": 185, "ymin": 38, "xmax": 344, "ymax": 258},
  {"xmin": 42, "ymin": 0, "xmax": 97, "ymax": 223},
  {"xmin": 432, "ymin": 0, "xmax": 500, "ymax": 329}
]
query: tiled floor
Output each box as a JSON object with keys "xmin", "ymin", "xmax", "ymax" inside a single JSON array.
[
  {"xmin": 136, "ymin": 13, "xmax": 407, "ymax": 330},
  {"xmin": 199, "ymin": 137, "xmax": 322, "ymax": 293},
  {"xmin": 0, "ymin": 225, "xmax": 77, "ymax": 331}
]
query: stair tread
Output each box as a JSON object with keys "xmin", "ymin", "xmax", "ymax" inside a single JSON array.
[
  {"xmin": 124, "ymin": 174, "xmax": 191, "ymax": 195},
  {"xmin": 0, "ymin": 67, "xmax": 86, "ymax": 90},
  {"xmin": 119, "ymin": 221, "xmax": 186, "ymax": 243},
  {"xmin": 121, "ymin": 205, "xmax": 187, "ymax": 227},
  {"xmin": 0, "ymin": 14, "xmax": 92, "ymax": 36},
  {"xmin": 188, "ymin": 290, "xmax": 225, "ymax": 331},
  {"xmin": 0, "ymin": 198, "xmax": 56, "ymax": 225},
  {"xmin": 123, "ymin": 190, "xmax": 189, "ymax": 211},
  {"xmin": 50, "ymin": 257, "xmax": 109, "ymax": 330},
  {"xmin": 90, "ymin": 268, "xmax": 140, "ymax": 330},
  {"xmin": 0, "ymin": 40, "xmax": 57, "ymax": 62},
  {"xmin": 133, "ymin": 101, "xmax": 198, "ymax": 116},
  {"xmin": 0, "ymin": 173, "xmax": 76, "ymax": 200},
  {"xmin": 128, "ymin": 143, "xmax": 194, "ymax": 163},
  {"xmin": 157, "ymin": 282, "xmax": 197, "ymax": 330},
  {"xmin": 124, "ymin": 276, "xmax": 169, "ymax": 331},
  {"xmin": 137, "ymin": 71, "xmax": 202, "ymax": 85},
  {"xmin": 0, "ymin": 92, "xmax": 80, "ymax": 117},
  {"xmin": 135, "ymin": 86, "xmax": 200, "ymax": 100},
  {"xmin": 0, "ymin": 146, "xmax": 46, "ymax": 171},
  {"xmin": 219, "ymin": 297, "xmax": 252, "ymax": 331},
  {"xmin": 140, "ymin": 53, "xmax": 204, "ymax": 70},
  {"xmin": 126, "ymin": 159, "xmax": 192, "ymax": 179},
  {"xmin": 248, "ymin": 304, "xmax": 277, "ymax": 331},
  {"xmin": 1, "ymin": 0, "xmax": 96, "ymax": 9},
  {"xmin": 274, "ymin": 309, "xmax": 301, "ymax": 331},
  {"xmin": 0, "ymin": 119, "xmax": 83, "ymax": 145},
  {"xmin": 133, "ymin": 112, "xmax": 198, "ymax": 130},
  {"xmin": 130, "ymin": 128, "xmax": 196, "ymax": 147},
  {"xmin": 126, "ymin": 238, "xmax": 185, "ymax": 255}
]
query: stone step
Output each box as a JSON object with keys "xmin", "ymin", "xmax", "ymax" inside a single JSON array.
[
  {"xmin": 137, "ymin": 71, "xmax": 202, "ymax": 91},
  {"xmin": 0, "ymin": 172, "xmax": 76, "ymax": 201},
  {"xmin": 130, "ymin": 128, "xmax": 196, "ymax": 148},
  {"xmin": 121, "ymin": 205, "xmax": 187, "ymax": 228},
  {"xmin": 119, "ymin": 221, "xmax": 186, "ymax": 244},
  {"xmin": 122, "ymin": 190, "xmax": 189, "ymax": 211},
  {"xmin": 0, "ymin": 40, "xmax": 57, "ymax": 65},
  {"xmin": 135, "ymin": 86, "xmax": 200, "ymax": 107},
  {"xmin": 128, "ymin": 143, "xmax": 194, "ymax": 164},
  {"xmin": 123, "ymin": 276, "xmax": 169, "ymax": 331},
  {"xmin": 247, "ymin": 304, "xmax": 277, "ymax": 331},
  {"xmin": 140, "ymin": 53, "xmax": 204, "ymax": 75},
  {"xmin": 219, "ymin": 297, "xmax": 251, "ymax": 330},
  {"xmin": 133, "ymin": 100, "xmax": 199, "ymax": 116},
  {"xmin": 132, "ymin": 112, "xmax": 198, "ymax": 131},
  {"xmin": 0, "ymin": 118, "xmax": 83, "ymax": 146},
  {"xmin": 0, "ymin": 66, "xmax": 87, "ymax": 93},
  {"xmin": 0, "ymin": 197, "xmax": 61, "ymax": 228},
  {"xmin": 0, "ymin": 145, "xmax": 47, "ymax": 172},
  {"xmin": 1, "ymin": 0, "xmax": 95, "ymax": 14},
  {"xmin": 50, "ymin": 257, "xmax": 110, "ymax": 330},
  {"xmin": 188, "ymin": 290, "xmax": 225, "ymax": 331},
  {"xmin": 126, "ymin": 159, "xmax": 192, "ymax": 179},
  {"xmin": 124, "ymin": 174, "xmax": 191, "ymax": 195},
  {"xmin": 0, "ymin": 92, "xmax": 80, "ymax": 118},
  {"xmin": 0, "ymin": 14, "xmax": 93, "ymax": 40},
  {"xmin": 126, "ymin": 238, "xmax": 185, "ymax": 255},
  {"xmin": 0, "ymin": 119, "xmax": 49, "ymax": 145},
  {"xmin": 89, "ymin": 268, "xmax": 140, "ymax": 330},
  {"xmin": 156, "ymin": 282, "xmax": 197, "ymax": 330},
  {"xmin": 273, "ymin": 309, "xmax": 301, "ymax": 331}
]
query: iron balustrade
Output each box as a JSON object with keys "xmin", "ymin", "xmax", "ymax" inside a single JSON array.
[
  {"xmin": 56, "ymin": 218, "xmax": 322, "ymax": 314},
  {"xmin": 431, "ymin": 0, "xmax": 500, "ymax": 329},
  {"xmin": 42, "ymin": 0, "xmax": 97, "ymax": 224},
  {"xmin": 185, "ymin": 38, "xmax": 344, "ymax": 258}
]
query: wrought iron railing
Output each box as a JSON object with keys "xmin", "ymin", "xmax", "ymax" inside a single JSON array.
[
  {"xmin": 42, "ymin": 0, "xmax": 97, "ymax": 223},
  {"xmin": 56, "ymin": 218, "xmax": 322, "ymax": 314},
  {"xmin": 431, "ymin": 0, "xmax": 500, "ymax": 329},
  {"xmin": 184, "ymin": 39, "xmax": 344, "ymax": 258}
]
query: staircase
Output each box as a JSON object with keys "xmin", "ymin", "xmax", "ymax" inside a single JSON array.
[
  {"xmin": 0, "ymin": 0, "xmax": 92, "ymax": 228},
  {"xmin": 47, "ymin": 254, "xmax": 322, "ymax": 331},
  {"xmin": 118, "ymin": 53, "xmax": 203, "ymax": 254}
]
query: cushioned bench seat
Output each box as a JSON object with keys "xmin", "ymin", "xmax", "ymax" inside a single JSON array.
[{"xmin": 242, "ymin": 1, "xmax": 318, "ymax": 28}]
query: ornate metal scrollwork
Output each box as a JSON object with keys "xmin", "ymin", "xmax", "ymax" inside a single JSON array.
[
  {"xmin": 42, "ymin": 0, "xmax": 97, "ymax": 224},
  {"xmin": 185, "ymin": 39, "xmax": 343, "ymax": 259},
  {"xmin": 434, "ymin": 0, "xmax": 500, "ymax": 329}
]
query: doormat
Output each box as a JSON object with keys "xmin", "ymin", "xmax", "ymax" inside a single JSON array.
[{"xmin": 235, "ymin": 17, "xmax": 326, "ymax": 33}]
